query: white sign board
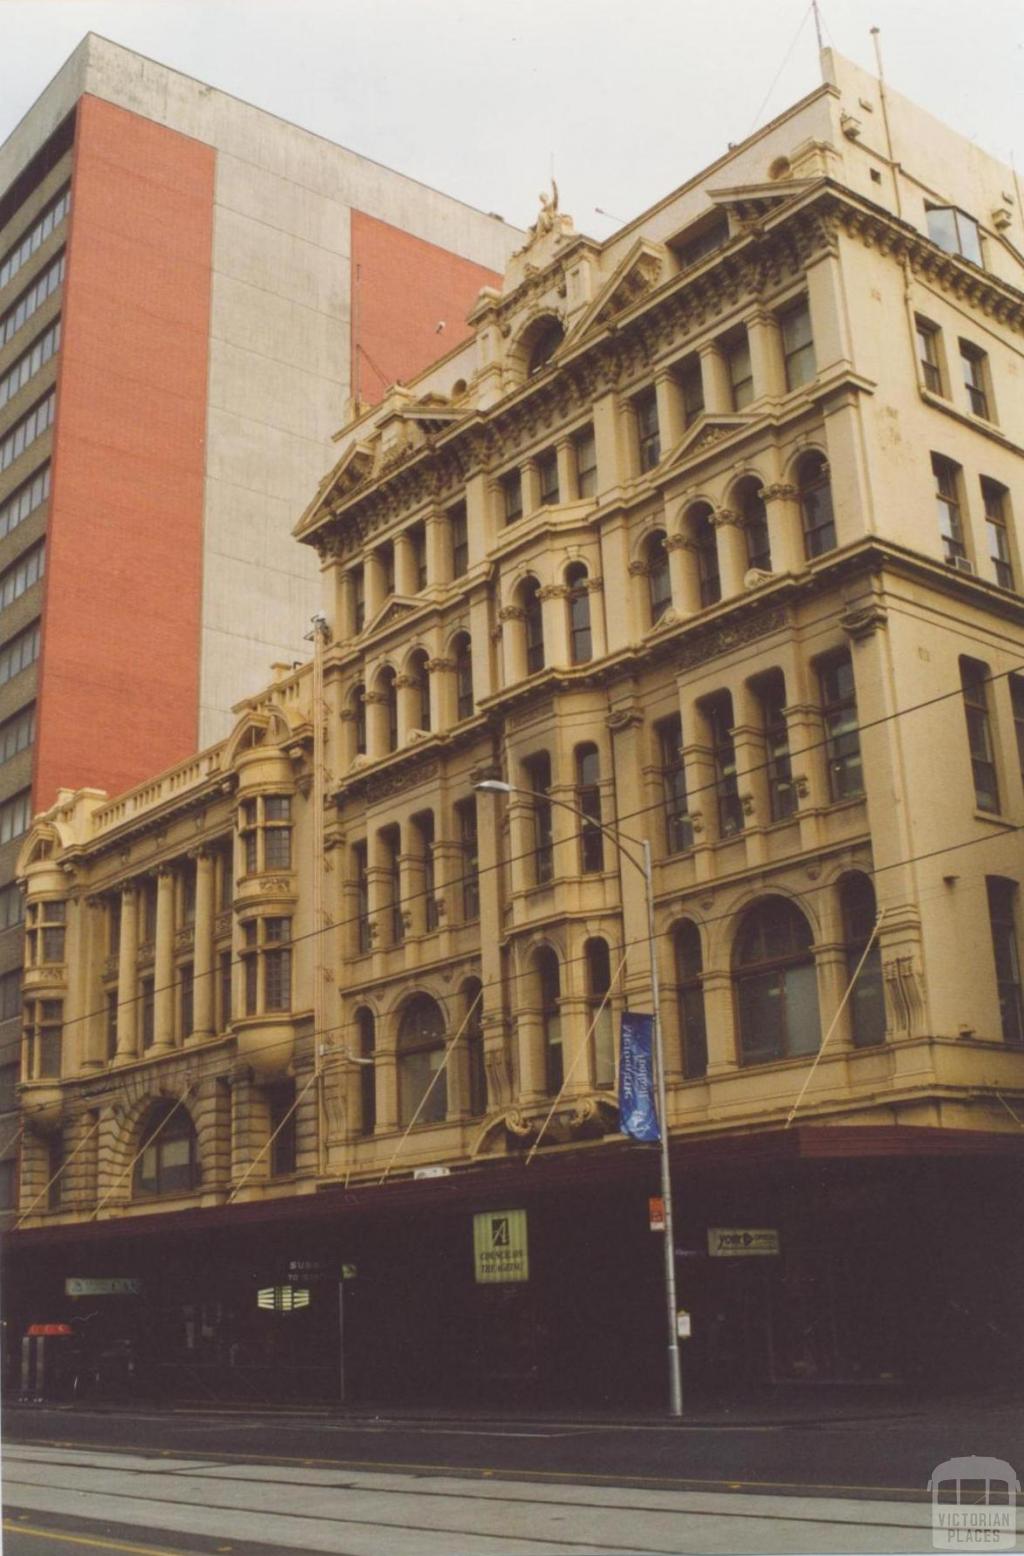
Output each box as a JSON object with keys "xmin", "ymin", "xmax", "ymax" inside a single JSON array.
[
  {"xmin": 676, "ymin": 1310, "xmax": 692, "ymax": 1338},
  {"xmin": 65, "ymin": 1277, "xmax": 141, "ymax": 1297},
  {"xmin": 707, "ymin": 1228, "xmax": 780, "ymax": 1258}
]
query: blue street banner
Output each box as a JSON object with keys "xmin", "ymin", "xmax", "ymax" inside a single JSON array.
[{"xmin": 619, "ymin": 1011, "xmax": 661, "ymax": 1142}]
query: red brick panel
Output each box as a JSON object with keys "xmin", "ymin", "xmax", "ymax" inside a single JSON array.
[
  {"xmin": 34, "ymin": 95, "xmax": 214, "ymax": 809},
  {"xmin": 350, "ymin": 210, "xmax": 500, "ymax": 405}
]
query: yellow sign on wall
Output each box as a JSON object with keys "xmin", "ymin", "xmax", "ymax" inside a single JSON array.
[{"xmin": 473, "ymin": 1209, "xmax": 529, "ymax": 1283}]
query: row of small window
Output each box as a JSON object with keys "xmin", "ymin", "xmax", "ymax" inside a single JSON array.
[
  {"xmin": 353, "ymin": 985, "xmax": 488, "ymax": 1131},
  {"xmin": 0, "ymin": 251, "xmax": 65, "ymax": 351},
  {"xmin": 916, "ymin": 319, "xmax": 997, "ymax": 423},
  {"xmin": 0, "ymin": 318, "xmax": 61, "ymax": 414},
  {"xmin": 0, "ymin": 541, "xmax": 45, "ymax": 615},
  {"xmin": 348, "ymin": 639, "xmax": 475, "ymax": 756},
  {"xmin": 932, "ymin": 455, "xmax": 1017, "ymax": 588},
  {"xmin": 0, "ymin": 390, "xmax": 55, "ymax": 474},
  {"xmin": 0, "ymin": 463, "xmax": 50, "ymax": 543},
  {"xmin": 0, "ymin": 620, "xmax": 39, "ymax": 688},
  {"xmin": 0, "ymin": 185, "xmax": 70, "ymax": 293},
  {"xmin": 347, "ymin": 509, "xmax": 469, "ymax": 633},
  {"xmin": 102, "ymin": 852, "xmax": 235, "ymax": 958},
  {"xmin": 0, "ymin": 703, "xmax": 35, "ymax": 767},
  {"xmin": 960, "ymin": 662, "xmax": 1024, "ymax": 817},
  {"xmin": 351, "ymin": 802, "xmax": 480, "ymax": 952},
  {"xmin": 239, "ymin": 794, "xmax": 293, "ymax": 875},
  {"xmin": 497, "ymin": 428, "xmax": 598, "ymax": 522},
  {"xmin": 0, "ymin": 789, "xmax": 31, "ymax": 848}
]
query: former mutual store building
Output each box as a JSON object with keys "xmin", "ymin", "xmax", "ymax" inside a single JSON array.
[{"xmin": 4, "ymin": 47, "xmax": 1024, "ymax": 1408}]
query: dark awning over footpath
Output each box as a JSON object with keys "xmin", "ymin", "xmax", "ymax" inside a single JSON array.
[{"xmin": 5, "ymin": 1123, "xmax": 1023, "ymax": 1252}]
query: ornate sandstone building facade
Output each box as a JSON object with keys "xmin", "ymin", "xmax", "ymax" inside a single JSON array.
[{"xmin": 5, "ymin": 49, "xmax": 1024, "ymax": 1404}]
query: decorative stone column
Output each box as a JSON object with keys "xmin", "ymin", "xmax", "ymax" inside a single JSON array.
[
  {"xmin": 555, "ymin": 437, "xmax": 575, "ymax": 503},
  {"xmin": 425, "ymin": 512, "xmax": 450, "ymax": 587},
  {"xmin": 152, "ymin": 867, "xmax": 176, "ymax": 1052},
  {"xmin": 666, "ymin": 533, "xmax": 700, "ymax": 616},
  {"xmin": 363, "ymin": 688, "xmax": 389, "ymax": 759},
  {"xmin": 394, "ymin": 529, "xmax": 417, "ymax": 595},
  {"xmin": 521, "ymin": 458, "xmax": 540, "ymax": 517},
  {"xmin": 710, "ymin": 508, "xmax": 747, "ymax": 597},
  {"xmin": 654, "ymin": 368, "xmax": 685, "ymax": 452},
  {"xmin": 364, "ymin": 549, "xmax": 387, "ymax": 620},
  {"xmin": 376, "ymin": 1044, "xmax": 398, "ymax": 1133},
  {"xmin": 701, "ymin": 970, "xmax": 738, "ymax": 1074},
  {"xmin": 759, "ymin": 482, "xmax": 803, "ymax": 573},
  {"xmin": 114, "ymin": 884, "xmax": 138, "ymax": 1064},
  {"xmin": 191, "ymin": 850, "xmax": 215, "ymax": 1041},
  {"xmin": 539, "ymin": 583, "xmax": 569, "ymax": 666},
  {"xmin": 698, "ymin": 342, "xmax": 731, "ymax": 414},
  {"xmin": 427, "ymin": 655, "xmax": 454, "ymax": 731},
  {"xmin": 746, "ymin": 307, "xmax": 785, "ymax": 401},
  {"xmin": 499, "ymin": 605, "xmax": 526, "ymax": 684}
]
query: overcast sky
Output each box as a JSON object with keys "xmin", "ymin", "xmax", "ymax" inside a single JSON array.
[{"xmin": 2, "ymin": 0, "xmax": 1022, "ymax": 237}]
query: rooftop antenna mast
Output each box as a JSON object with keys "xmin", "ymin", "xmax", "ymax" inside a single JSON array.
[{"xmin": 812, "ymin": 0, "xmax": 824, "ymax": 52}]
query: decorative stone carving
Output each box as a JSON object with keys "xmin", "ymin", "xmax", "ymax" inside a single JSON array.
[
  {"xmin": 674, "ymin": 605, "xmax": 787, "ymax": 670},
  {"xmin": 498, "ymin": 605, "xmax": 526, "ymax": 622},
  {"xmin": 758, "ymin": 483, "xmax": 798, "ymax": 503},
  {"xmin": 740, "ymin": 792, "xmax": 756, "ymax": 816},
  {"xmin": 840, "ymin": 602, "xmax": 888, "ymax": 640},
  {"xmin": 883, "ymin": 955, "xmax": 924, "ymax": 1038},
  {"xmin": 607, "ymin": 705, "xmax": 644, "ymax": 733},
  {"xmin": 426, "ymin": 657, "xmax": 455, "ymax": 673},
  {"xmin": 711, "ymin": 507, "xmax": 742, "ymax": 528}
]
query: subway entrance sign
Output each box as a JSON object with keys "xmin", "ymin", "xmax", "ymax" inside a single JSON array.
[
  {"xmin": 473, "ymin": 1209, "xmax": 529, "ymax": 1283},
  {"xmin": 707, "ymin": 1227, "xmax": 781, "ymax": 1257}
]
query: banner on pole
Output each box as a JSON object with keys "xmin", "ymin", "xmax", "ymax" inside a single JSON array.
[{"xmin": 619, "ymin": 1011, "xmax": 661, "ymax": 1142}]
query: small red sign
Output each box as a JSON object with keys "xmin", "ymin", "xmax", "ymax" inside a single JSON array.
[
  {"xmin": 27, "ymin": 1323, "xmax": 72, "ymax": 1336},
  {"xmin": 649, "ymin": 1196, "xmax": 665, "ymax": 1231}
]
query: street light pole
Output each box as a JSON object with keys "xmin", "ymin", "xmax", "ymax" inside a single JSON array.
[{"xmin": 475, "ymin": 779, "xmax": 683, "ymax": 1416}]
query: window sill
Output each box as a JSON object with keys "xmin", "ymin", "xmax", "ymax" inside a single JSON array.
[
  {"xmin": 919, "ymin": 387, "xmax": 1023, "ymax": 457},
  {"xmin": 972, "ymin": 809, "xmax": 1018, "ymax": 829}
]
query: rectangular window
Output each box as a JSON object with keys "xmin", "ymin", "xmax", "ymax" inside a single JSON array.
[
  {"xmin": 37, "ymin": 999, "xmax": 62, "ymax": 1077},
  {"xmin": 780, "ymin": 299, "xmax": 816, "ymax": 390},
  {"xmin": 30, "ymin": 898, "xmax": 66, "ymax": 964},
  {"xmin": 354, "ymin": 841, "xmax": 370, "ymax": 953},
  {"xmin": 679, "ymin": 357, "xmax": 704, "ymax": 427},
  {"xmin": 0, "ymin": 968, "xmax": 21, "ymax": 1020},
  {"xmin": 0, "ymin": 463, "xmax": 50, "ymax": 543},
  {"xmin": 268, "ymin": 1081, "xmax": 297, "ymax": 1176},
  {"xmin": 759, "ymin": 677, "xmax": 797, "ymax": 821},
  {"xmin": 0, "ymin": 1158, "xmax": 14, "ymax": 1209},
  {"xmin": 449, "ymin": 501, "xmax": 469, "ymax": 578},
  {"xmin": 820, "ymin": 655, "xmax": 864, "ymax": 801},
  {"xmin": 574, "ymin": 426, "xmax": 597, "ymax": 498},
  {"xmin": 180, "ymin": 962, "xmax": 194, "ymax": 1039},
  {"xmin": 576, "ymin": 747, "xmax": 604, "ymax": 873},
  {"xmin": 926, "ymin": 205, "xmax": 983, "ymax": 266},
  {"xmin": 525, "ymin": 754, "xmax": 554, "ymax": 885},
  {"xmin": 264, "ymin": 919, "xmax": 292, "ymax": 1012},
  {"xmin": 932, "ymin": 454, "xmax": 968, "ymax": 566},
  {"xmin": 502, "ymin": 468, "xmax": 523, "ymax": 524},
  {"xmin": 0, "ymin": 789, "xmax": 31, "ymax": 844},
  {"xmin": 381, "ymin": 827, "xmax": 402, "ymax": 945},
  {"xmin": 0, "ymin": 318, "xmax": 61, "ymax": 412},
  {"xmin": 457, "ymin": 799, "xmax": 479, "ymax": 922},
  {"xmin": 726, "ymin": 333, "xmax": 753, "ymax": 409},
  {"xmin": 408, "ymin": 523, "xmax": 428, "ymax": 591},
  {"xmin": 916, "ymin": 318, "xmax": 943, "ymax": 393},
  {"xmin": 981, "ymin": 479, "xmax": 1014, "ymax": 589},
  {"xmin": 378, "ymin": 543, "xmax": 395, "ymax": 596},
  {"xmin": 218, "ymin": 949, "xmax": 232, "ymax": 1030},
  {"xmin": 987, "ymin": 879, "xmax": 1023, "ymax": 1046},
  {"xmin": 658, "ymin": 716, "xmax": 693, "ymax": 854},
  {"xmin": 263, "ymin": 795, "xmax": 292, "ymax": 871},
  {"xmin": 634, "ymin": 390, "xmax": 660, "ymax": 472},
  {"xmin": 140, "ymin": 977, "xmax": 155, "ymax": 1050},
  {"xmin": 537, "ymin": 448, "xmax": 559, "ymax": 505},
  {"xmin": 0, "ymin": 251, "xmax": 66, "ymax": 349},
  {"xmin": 960, "ymin": 341, "xmax": 991, "ymax": 419},
  {"xmin": 0, "ymin": 1060, "xmax": 17, "ymax": 1114},
  {"xmin": 0, "ymin": 881, "xmax": 24, "ymax": 929},
  {"xmin": 414, "ymin": 812, "xmax": 437, "ymax": 932},
  {"xmin": 0, "ymin": 392, "xmax": 56, "ymax": 474},
  {"xmin": 106, "ymin": 990, "xmax": 118, "ymax": 1060},
  {"xmin": 961, "ymin": 659, "xmax": 999, "ymax": 813},
  {"xmin": 705, "ymin": 695, "xmax": 742, "ymax": 837},
  {"xmin": 0, "ymin": 541, "xmax": 45, "ymax": 614},
  {"xmin": 1010, "ymin": 675, "xmax": 1024, "ymax": 789},
  {"xmin": 0, "ymin": 622, "xmax": 40, "ymax": 687},
  {"xmin": 0, "ymin": 186, "xmax": 70, "ymax": 291},
  {"xmin": 142, "ymin": 881, "xmax": 157, "ymax": 943},
  {"xmin": 0, "ymin": 704, "xmax": 34, "ymax": 765},
  {"xmin": 351, "ymin": 566, "xmax": 365, "ymax": 633}
]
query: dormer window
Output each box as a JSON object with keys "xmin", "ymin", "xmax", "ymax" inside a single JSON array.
[
  {"xmin": 926, "ymin": 205, "xmax": 983, "ymax": 267},
  {"xmin": 671, "ymin": 211, "xmax": 729, "ymax": 270},
  {"xmin": 527, "ymin": 318, "xmax": 564, "ymax": 375}
]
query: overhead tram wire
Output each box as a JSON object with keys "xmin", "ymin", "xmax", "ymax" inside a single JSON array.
[{"xmin": 1, "ymin": 659, "xmax": 1021, "ymax": 1065}]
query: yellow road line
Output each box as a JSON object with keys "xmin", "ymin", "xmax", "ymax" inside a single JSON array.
[
  {"xmin": 2, "ymin": 1521, "xmax": 198, "ymax": 1556},
  {"xmin": 10, "ymin": 1437, "xmax": 927, "ymax": 1499}
]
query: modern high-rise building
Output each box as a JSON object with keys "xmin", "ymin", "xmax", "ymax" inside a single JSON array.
[
  {"xmin": 5, "ymin": 46, "xmax": 1024, "ymax": 1407},
  {"xmin": 0, "ymin": 35, "xmax": 521, "ymax": 1216}
]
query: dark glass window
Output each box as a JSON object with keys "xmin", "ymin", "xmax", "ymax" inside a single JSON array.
[
  {"xmin": 781, "ymin": 300, "xmax": 815, "ymax": 389},
  {"xmin": 674, "ymin": 921, "xmax": 708, "ymax": 1078},
  {"xmin": 841, "ymin": 875, "xmax": 885, "ymax": 1047},
  {"xmin": 135, "ymin": 1102, "xmax": 198, "ymax": 1196},
  {"xmin": 382, "ymin": 826, "xmax": 402, "ymax": 944},
  {"xmin": 457, "ymin": 799, "xmax": 480, "ymax": 922},
  {"xmin": 1010, "ymin": 675, "xmax": 1024, "ymax": 790},
  {"xmin": 464, "ymin": 980, "xmax": 487, "ymax": 1115},
  {"xmin": 987, "ymin": 879, "xmax": 1023, "ymax": 1046},
  {"xmin": 353, "ymin": 683, "xmax": 367, "ymax": 755},
  {"xmin": 407, "ymin": 523, "xmax": 428, "ymax": 591},
  {"xmin": 264, "ymin": 918, "xmax": 292, "ymax": 1012},
  {"xmin": 537, "ymin": 449, "xmax": 559, "ymax": 506},
  {"xmin": 933, "ymin": 453, "xmax": 967, "ymax": 566},
  {"xmin": 647, "ymin": 531, "xmax": 672, "ymax": 623},
  {"xmin": 455, "ymin": 635, "xmax": 474, "ymax": 720},
  {"xmin": 726, "ymin": 333, "xmax": 753, "ymax": 409},
  {"xmin": 268, "ymin": 1080, "xmax": 297, "ymax": 1176},
  {"xmin": 537, "ymin": 948, "xmax": 562, "ymax": 1095},
  {"xmin": 635, "ymin": 390, "xmax": 660, "ymax": 471},
  {"xmin": 679, "ymin": 357, "xmax": 704, "ymax": 427},
  {"xmin": 357, "ymin": 1008, "xmax": 376, "ymax": 1134},
  {"xmin": 523, "ymin": 578, "xmax": 544, "ymax": 673},
  {"xmin": 982, "ymin": 479, "xmax": 1014, "ymax": 589},
  {"xmin": 586, "ymin": 939, "xmax": 615, "ymax": 1087},
  {"xmin": 741, "ymin": 485, "xmax": 771, "ymax": 572},
  {"xmin": 961, "ymin": 659, "xmax": 999, "ymax": 813},
  {"xmin": 926, "ymin": 206, "xmax": 982, "ymax": 266},
  {"xmin": 525, "ymin": 753, "xmax": 553, "ymax": 885},
  {"xmin": 140, "ymin": 976, "xmax": 155, "ymax": 1050},
  {"xmin": 692, "ymin": 506, "xmax": 721, "ymax": 605},
  {"xmin": 659, "ymin": 716, "xmax": 693, "ymax": 854},
  {"xmin": 734, "ymin": 900, "xmax": 820, "ymax": 1064},
  {"xmin": 354, "ymin": 842, "xmax": 370, "ymax": 953},
  {"xmin": 574, "ymin": 427, "xmax": 597, "ymax": 498},
  {"xmin": 705, "ymin": 693, "xmax": 742, "ymax": 837},
  {"xmin": 916, "ymin": 319, "xmax": 943, "ymax": 393},
  {"xmin": 450, "ymin": 502, "xmax": 469, "ymax": 578},
  {"xmin": 565, "ymin": 562, "xmax": 592, "ymax": 663},
  {"xmin": 799, "ymin": 454, "xmax": 836, "ymax": 558},
  {"xmin": 179, "ymin": 962, "xmax": 194, "ymax": 1040},
  {"xmin": 352, "ymin": 566, "xmax": 365, "ymax": 633},
  {"xmin": 576, "ymin": 745, "xmax": 604, "ymax": 872},
  {"xmin": 760, "ymin": 674, "xmax": 796, "ymax": 821},
  {"xmin": 502, "ymin": 469, "xmax": 523, "ymax": 524},
  {"xmin": 959, "ymin": 341, "xmax": 990, "ymax": 419},
  {"xmin": 820, "ymin": 655, "xmax": 864, "ymax": 801},
  {"xmin": 398, "ymin": 995, "xmax": 447, "ymax": 1125}
]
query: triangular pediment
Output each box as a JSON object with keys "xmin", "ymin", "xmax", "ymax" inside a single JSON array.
[
  {"xmin": 566, "ymin": 238, "xmax": 667, "ymax": 345},
  {"xmin": 660, "ymin": 412, "xmax": 754, "ymax": 471},
  {"xmin": 295, "ymin": 440, "xmax": 375, "ymax": 537},
  {"xmin": 365, "ymin": 596, "xmax": 420, "ymax": 634},
  {"xmin": 706, "ymin": 177, "xmax": 817, "ymax": 223}
]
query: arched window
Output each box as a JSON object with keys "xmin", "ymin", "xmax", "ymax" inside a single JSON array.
[
  {"xmin": 134, "ymin": 1101, "xmax": 198, "ymax": 1196},
  {"xmin": 409, "ymin": 649, "xmax": 431, "ymax": 731},
  {"xmin": 674, "ymin": 921, "xmax": 708, "ymax": 1079},
  {"xmin": 646, "ymin": 531, "xmax": 672, "ymax": 624},
  {"xmin": 585, "ymin": 938, "xmax": 615, "ymax": 1087},
  {"xmin": 398, "ymin": 995, "xmax": 447, "ymax": 1125},
  {"xmin": 527, "ymin": 317, "xmax": 564, "ymax": 375},
  {"xmin": 352, "ymin": 683, "xmax": 366, "ymax": 756},
  {"xmin": 840, "ymin": 875, "xmax": 885, "ymax": 1047},
  {"xmin": 463, "ymin": 978, "xmax": 486, "ymax": 1116},
  {"xmin": 799, "ymin": 453, "xmax": 836, "ymax": 558},
  {"xmin": 454, "ymin": 633, "xmax": 474, "ymax": 720},
  {"xmin": 521, "ymin": 577, "xmax": 544, "ymax": 674},
  {"xmin": 734, "ymin": 899, "xmax": 820, "ymax": 1064},
  {"xmin": 378, "ymin": 667, "xmax": 398, "ymax": 752},
  {"xmin": 738, "ymin": 479, "xmax": 771, "ymax": 572},
  {"xmin": 565, "ymin": 562, "xmax": 592, "ymax": 664},
  {"xmin": 691, "ymin": 505, "xmax": 721, "ymax": 606},
  {"xmin": 576, "ymin": 744, "xmax": 604, "ymax": 872},
  {"xmin": 535, "ymin": 947, "xmax": 562, "ymax": 1095},
  {"xmin": 356, "ymin": 1007, "xmax": 376, "ymax": 1135}
]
